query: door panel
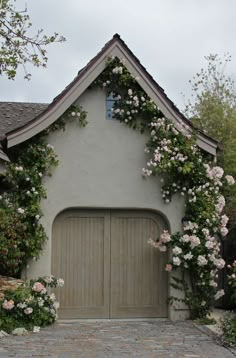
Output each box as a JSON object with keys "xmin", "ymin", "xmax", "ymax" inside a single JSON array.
[
  {"xmin": 52, "ymin": 210, "xmax": 110, "ymax": 318},
  {"xmin": 110, "ymin": 211, "xmax": 168, "ymax": 318}
]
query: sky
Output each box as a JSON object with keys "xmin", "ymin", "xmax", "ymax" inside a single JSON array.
[{"xmin": 1, "ymin": 0, "xmax": 236, "ymax": 112}]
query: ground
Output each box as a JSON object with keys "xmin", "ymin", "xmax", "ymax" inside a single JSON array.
[{"xmin": 0, "ymin": 320, "xmax": 235, "ymax": 357}]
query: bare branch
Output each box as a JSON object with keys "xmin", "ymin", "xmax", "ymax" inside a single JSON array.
[{"xmin": 0, "ymin": 0, "xmax": 65, "ymax": 79}]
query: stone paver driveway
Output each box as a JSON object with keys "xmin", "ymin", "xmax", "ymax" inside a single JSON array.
[{"xmin": 0, "ymin": 320, "xmax": 235, "ymax": 357}]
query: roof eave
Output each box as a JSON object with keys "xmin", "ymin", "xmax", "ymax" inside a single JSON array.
[{"xmin": 0, "ymin": 149, "xmax": 10, "ymax": 162}]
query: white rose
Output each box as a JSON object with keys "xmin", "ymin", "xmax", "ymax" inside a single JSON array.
[
  {"xmin": 17, "ymin": 208, "xmax": 25, "ymax": 214},
  {"xmin": 57, "ymin": 278, "xmax": 64, "ymax": 287},
  {"xmin": 172, "ymin": 247, "xmax": 182, "ymax": 255},
  {"xmin": 173, "ymin": 257, "xmax": 181, "ymax": 266}
]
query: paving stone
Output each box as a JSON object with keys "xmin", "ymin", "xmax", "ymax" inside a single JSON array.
[{"xmin": 0, "ymin": 320, "xmax": 235, "ymax": 357}]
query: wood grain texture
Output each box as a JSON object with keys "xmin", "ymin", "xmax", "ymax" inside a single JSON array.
[
  {"xmin": 52, "ymin": 210, "xmax": 110, "ymax": 318},
  {"xmin": 110, "ymin": 211, "xmax": 168, "ymax": 318}
]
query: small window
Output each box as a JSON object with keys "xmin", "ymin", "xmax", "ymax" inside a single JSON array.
[{"xmin": 106, "ymin": 93, "xmax": 120, "ymax": 119}]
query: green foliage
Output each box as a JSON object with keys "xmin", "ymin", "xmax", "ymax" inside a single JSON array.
[
  {"xmin": 0, "ymin": 0, "xmax": 65, "ymax": 79},
  {"xmin": 220, "ymin": 312, "xmax": 236, "ymax": 347},
  {"xmin": 184, "ymin": 54, "xmax": 236, "ymax": 137},
  {"xmin": 195, "ymin": 317, "xmax": 216, "ymax": 325},
  {"xmin": 184, "ymin": 53, "xmax": 236, "ymax": 211},
  {"xmin": 45, "ymin": 105, "xmax": 88, "ymax": 133},
  {"xmin": 0, "ymin": 275, "xmax": 63, "ymax": 333},
  {"xmin": 0, "ymin": 138, "xmax": 58, "ymax": 277},
  {"xmin": 227, "ymin": 261, "xmax": 236, "ymax": 308},
  {"xmin": 0, "ymin": 206, "xmax": 30, "ymax": 277}
]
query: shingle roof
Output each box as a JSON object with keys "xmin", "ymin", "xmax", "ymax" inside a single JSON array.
[{"xmin": 0, "ymin": 102, "xmax": 48, "ymax": 137}]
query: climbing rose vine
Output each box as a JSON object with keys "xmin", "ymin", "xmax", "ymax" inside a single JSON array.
[
  {"xmin": 0, "ymin": 140, "xmax": 58, "ymax": 277},
  {"xmin": 94, "ymin": 56, "xmax": 235, "ymax": 318},
  {"xmin": 0, "ymin": 105, "xmax": 87, "ymax": 277}
]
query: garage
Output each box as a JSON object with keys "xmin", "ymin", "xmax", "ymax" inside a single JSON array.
[{"xmin": 52, "ymin": 209, "xmax": 168, "ymax": 319}]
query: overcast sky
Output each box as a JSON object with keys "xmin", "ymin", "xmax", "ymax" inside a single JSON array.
[{"xmin": 1, "ymin": 0, "xmax": 236, "ymax": 111}]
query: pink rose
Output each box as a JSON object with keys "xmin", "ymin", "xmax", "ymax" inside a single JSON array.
[
  {"xmin": 2, "ymin": 299, "xmax": 14, "ymax": 310},
  {"xmin": 160, "ymin": 230, "xmax": 171, "ymax": 243},
  {"xmin": 225, "ymin": 175, "xmax": 235, "ymax": 186},
  {"xmin": 24, "ymin": 307, "xmax": 33, "ymax": 315},
  {"xmin": 32, "ymin": 282, "xmax": 45, "ymax": 292},
  {"xmin": 165, "ymin": 264, "xmax": 172, "ymax": 272}
]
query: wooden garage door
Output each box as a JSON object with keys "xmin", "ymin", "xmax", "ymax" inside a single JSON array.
[{"xmin": 52, "ymin": 210, "xmax": 168, "ymax": 319}]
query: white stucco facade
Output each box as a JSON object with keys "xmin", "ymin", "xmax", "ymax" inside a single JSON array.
[{"xmin": 22, "ymin": 87, "xmax": 186, "ymax": 319}]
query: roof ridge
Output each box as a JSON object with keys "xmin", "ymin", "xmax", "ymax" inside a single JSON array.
[{"xmin": 0, "ymin": 101, "xmax": 48, "ymax": 105}]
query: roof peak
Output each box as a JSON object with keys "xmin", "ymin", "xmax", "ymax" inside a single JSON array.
[{"xmin": 113, "ymin": 33, "xmax": 121, "ymax": 39}]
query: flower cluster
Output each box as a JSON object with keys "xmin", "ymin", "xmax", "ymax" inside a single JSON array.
[
  {"xmin": 0, "ymin": 275, "xmax": 64, "ymax": 333},
  {"xmin": 95, "ymin": 56, "xmax": 235, "ymax": 318},
  {"xmin": 144, "ymin": 117, "xmax": 234, "ymax": 316},
  {"xmin": 45, "ymin": 105, "xmax": 88, "ymax": 132},
  {"xmin": 69, "ymin": 106, "xmax": 88, "ymax": 127}
]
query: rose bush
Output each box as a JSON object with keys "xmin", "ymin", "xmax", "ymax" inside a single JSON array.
[{"xmin": 0, "ymin": 275, "xmax": 64, "ymax": 333}]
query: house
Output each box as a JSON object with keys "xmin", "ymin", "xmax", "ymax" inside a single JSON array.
[{"xmin": 0, "ymin": 34, "xmax": 218, "ymax": 320}]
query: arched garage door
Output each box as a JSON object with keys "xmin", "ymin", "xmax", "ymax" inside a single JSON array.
[{"xmin": 52, "ymin": 209, "xmax": 168, "ymax": 319}]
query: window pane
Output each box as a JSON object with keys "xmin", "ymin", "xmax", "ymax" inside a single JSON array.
[
  {"xmin": 107, "ymin": 97, "xmax": 114, "ymax": 119},
  {"xmin": 106, "ymin": 93, "xmax": 120, "ymax": 120}
]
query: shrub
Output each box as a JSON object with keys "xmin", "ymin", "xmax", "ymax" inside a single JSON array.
[
  {"xmin": 0, "ymin": 275, "xmax": 64, "ymax": 333},
  {"xmin": 220, "ymin": 261, "xmax": 236, "ymax": 347},
  {"xmin": 220, "ymin": 312, "xmax": 236, "ymax": 347}
]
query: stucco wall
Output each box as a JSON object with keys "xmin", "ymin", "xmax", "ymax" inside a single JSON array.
[{"xmin": 26, "ymin": 87, "xmax": 186, "ymax": 319}]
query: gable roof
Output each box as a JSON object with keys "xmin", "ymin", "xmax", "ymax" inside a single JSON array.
[
  {"xmin": 1, "ymin": 34, "xmax": 218, "ymax": 156},
  {"xmin": 0, "ymin": 102, "xmax": 48, "ymax": 162}
]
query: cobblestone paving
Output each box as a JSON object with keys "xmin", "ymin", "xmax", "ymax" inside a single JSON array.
[{"xmin": 0, "ymin": 320, "xmax": 235, "ymax": 358}]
